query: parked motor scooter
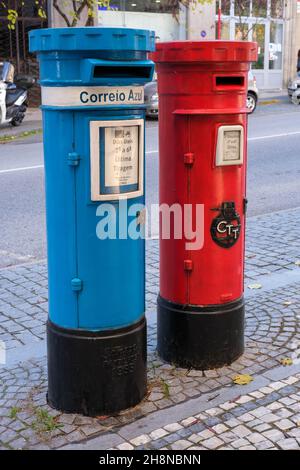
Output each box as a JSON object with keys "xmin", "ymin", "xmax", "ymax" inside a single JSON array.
[{"xmin": 0, "ymin": 61, "xmax": 35, "ymax": 126}]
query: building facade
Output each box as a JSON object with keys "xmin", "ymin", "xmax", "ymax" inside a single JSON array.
[
  {"xmin": 49, "ymin": 0, "xmax": 300, "ymax": 90},
  {"xmin": 215, "ymin": 1, "xmax": 300, "ymax": 90},
  {"xmin": 97, "ymin": 1, "xmax": 216, "ymax": 42}
]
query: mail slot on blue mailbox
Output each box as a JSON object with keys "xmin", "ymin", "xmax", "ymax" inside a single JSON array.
[{"xmin": 29, "ymin": 27, "xmax": 155, "ymax": 415}]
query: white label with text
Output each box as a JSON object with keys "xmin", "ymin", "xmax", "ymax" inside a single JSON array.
[{"xmin": 41, "ymin": 86, "xmax": 144, "ymax": 107}]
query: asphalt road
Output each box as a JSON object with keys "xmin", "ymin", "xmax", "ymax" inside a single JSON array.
[{"xmin": 0, "ymin": 96, "xmax": 300, "ymax": 268}]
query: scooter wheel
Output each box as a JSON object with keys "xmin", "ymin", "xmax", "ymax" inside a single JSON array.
[{"xmin": 11, "ymin": 115, "xmax": 24, "ymax": 127}]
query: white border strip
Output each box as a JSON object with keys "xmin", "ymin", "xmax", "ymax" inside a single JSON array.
[
  {"xmin": 41, "ymin": 86, "xmax": 144, "ymax": 107},
  {"xmin": 90, "ymin": 119, "xmax": 144, "ymax": 201}
]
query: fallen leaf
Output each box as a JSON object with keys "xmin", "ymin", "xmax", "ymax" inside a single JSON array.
[
  {"xmin": 283, "ymin": 301, "xmax": 293, "ymax": 307},
  {"xmin": 295, "ymin": 260, "xmax": 300, "ymax": 266},
  {"xmin": 246, "ymin": 254, "xmax": 256, "ymax": 259},
  {"xmin": 96, "ymin": 415, "xmax": 109, "ymax": 421},
  {"xmin": 248, "ymin": 283, "xmax": 262, "ymax": 290},
  {"xmin": 233, "ymin": 374, "xmax": 253, "ymax": 385},
  {"xmin": 280, "ymin": 358, "xmax": 293, "ymax": 366}
]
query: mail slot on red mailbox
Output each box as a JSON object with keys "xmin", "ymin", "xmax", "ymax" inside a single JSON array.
[{"xmin": 151, "ymin": 41, "xmax": 257, "ymax": 370}]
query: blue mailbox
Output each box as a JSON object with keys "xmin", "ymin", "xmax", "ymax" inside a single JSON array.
[{"xmin": 29, "ymin": 27, "xmax": 155, "ymax": 415}]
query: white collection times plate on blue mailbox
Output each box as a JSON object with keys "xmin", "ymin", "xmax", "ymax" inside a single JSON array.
[{"xmin": 90, "ymin": 119, "xmax": 144, "ymax": 201}]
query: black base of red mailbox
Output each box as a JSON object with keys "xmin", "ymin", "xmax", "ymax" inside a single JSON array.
[
  {"xmin": 157, "ymin": 295, "xmax": 244, "ymax": 370},
  {"xmin": 46, "ymin": 317, "xmax": 147, "ymax": 416}
]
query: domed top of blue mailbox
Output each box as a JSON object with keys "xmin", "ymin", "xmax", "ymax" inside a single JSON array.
[
  {"xmin": 29, "ymin": 26, "xmax": 155, "ymax": 53},
  {"xmin": 29, "ymin": 27, "xmax": 155, "ymax": 86}
]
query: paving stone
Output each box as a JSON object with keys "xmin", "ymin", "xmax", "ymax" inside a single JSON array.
[
  {"xmin": 163, "ymin": 433, "xmax": 182, "ymax": 445},
  {"xmin": 130, "ymin": 434, "xmax": 151, "ymax": 446},
  {"xmin": 260, "ymin": 413, "xmax": 279, "ymax": 423},
  {"xmin": 224, "ymin": 418, "xmax": 240, "ymax": 428},
  {"xmin": 267, "ymin": 402, "xmax": 283, "ymax": 411},
  {"xmin": 164, "ymin": 423, "xmax": 183, "ymax": 433},
  {"xmin": 201, "ymin": 437, "xmax": 223, "ymax": 449},
  {"xmin": 220, "ymin": 431, "xmax": 241, "ymax": 444},
  {"xmin": 238, "ymin": 413, "xmax": 255, "ymax": 423},
  {"xmin": 57, "ymin": 414, "xmax": 76, "ymax": 425},
  {"xmin": 277, "ymin": 438, "xmax": 300, "ymax": 450},
  {"xmin": 188, "ymin": 434, "xmax": 202, "ymax": 444},
  {"xmin": 149, "ymin": 428, "xmax": 168, "ymax": 441},
  {"xmin": 197, "ymin": 430, "xmax": 215, "ymax": 441},
  {"xmin": 211, "ymin": 424, "xmax": 228, "ymax": 434},
  {"xmin": 232, "ymin": 425, "xmax": 252, "ymax": 438},
  {"xmin": 231, "ymin": 438, "xmax": 250, "ymax": 449},
  {"xmin": 170, "ymin": 440, "xmax": 191, "ymax": 450},
  {"xmin": 116, "ymin": 441, "xmax": 137, "ymax": 450},
  {"xmin": 247, "ymin": 432, "xmax": 268, "ymax": 444},
  {"xmin": 181, "ymin": 417, "xmax": 198, "ymax": 427},
  {"xmin": 262, "ymin": 429, "xmax": 285, "ymax": 442},
  {"xmin": 255, "ymin": 439, "xmax": 274, "ymax": 450},
  {"xmin": 287, "ymin": 428, "xmax": 300, "ymax": 439},
  {"xmin": 48, "ymin": 436, "xmax": 69, "ymax": 449},
  {"xmin": 235, "ymin": 395, "xmax": 253, "ymax": 404},
  {"xmin": 205, "ymin": 407, "xmax": 222, "ymax": 417},
  {"xmin": 253, "ymin": 423, "xmax": 271, "ymax": 433},
  {"xmin": 275, "ymin": 408, "xmax": 293, "ymax": 419},
  {"xmin": 275, "ymin": 419, "xmax": 295, "ymax": 431},
  {"xmin": 251, "ymin": 407, "xmax": 270, "ymax": 418},
  {"xmin": 65, "ymin": 430, "xmax": 85, "ymax": 443},
  {"xmin": 284, "ymin": 377, "xmax": 299, "ymax": 385}
]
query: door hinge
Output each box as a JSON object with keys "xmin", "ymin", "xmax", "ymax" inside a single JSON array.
[
  {"xmin": 71, "ymin": 278, "xmax": 83, "ymax": 291},
  {"xmin": 67, "ymin": 152, "xmax": 80, "ymax": 166},
  {"xmin": 184, "ymin": 152, "xmax": 195, "ymax": 166},
  {"xmin": 184, "ymin": 259, "xmax": 193, "ymax": 272},
  {"xmin": 243, "ymin": 197, "xmax": 248, "ymax": 214}
]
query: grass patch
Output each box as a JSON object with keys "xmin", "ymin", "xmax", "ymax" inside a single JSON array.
[
  {"xmin": 0, "ymin": 128, "xmax": 42, "ymax": 143},
  {"xmin": 9, "ymin": 406, "xmax": 21, "ymax": 419},
  {"xmin": 259, "ymin": 99, "xmax": 280, "ymax": 106},
  {"xmin": 160, "ymin": 378, "xmax": 170, "ymax": 399},
  {"xmin": 32, "ymin": 408, "xmax": 63, "ymax": 434}
]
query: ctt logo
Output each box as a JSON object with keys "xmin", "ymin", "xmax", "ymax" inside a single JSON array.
[{"xmin": 210, "ymin": 201, "xmax": 241, "ymax": 248}]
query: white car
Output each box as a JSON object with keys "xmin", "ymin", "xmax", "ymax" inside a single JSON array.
[
  {"xmin": 288, "ymin": 74, "xmax": 300, "ymax": 102},
  {"xmin": 145, "ymin": 70, "xmax": 259, "ymax": 117},
  {"xmin": 247, "ymin": 70, "xmax": 259, "ymax": 113}
]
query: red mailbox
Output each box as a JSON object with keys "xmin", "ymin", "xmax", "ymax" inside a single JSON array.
[{"xmin": 151, "ymin": 41, "xmax": 257, "ymax": 369}]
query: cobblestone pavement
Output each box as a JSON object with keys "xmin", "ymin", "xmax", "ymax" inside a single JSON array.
[
  {"xmin": 0, "ymin": 207, "xmax": 300, "ymax": 449},
  {"xmin": 113, "ymin": 375, "xmax": 300, "ymax": 450},
  {"xmin": 244, "ymin": 209, "xmax": 300, "ymax": 280}
]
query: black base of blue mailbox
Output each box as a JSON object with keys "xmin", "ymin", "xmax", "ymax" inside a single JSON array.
[{"xmin": 47, "ymin": 317, "xmax": 147, "ymax": 416}]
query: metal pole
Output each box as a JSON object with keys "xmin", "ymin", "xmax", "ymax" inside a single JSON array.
[
  {"xmin": 218, "ymin": 0, "xmax": 222, "ymax": 39},
  {"xmin": 121, "ymin": 0, "xmax": 126, "ymax": 27}
]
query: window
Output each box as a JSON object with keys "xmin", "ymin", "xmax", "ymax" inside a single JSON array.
[
  {"xmin": 270, "ymin": 0, "xmax": 283, "ymax": 19},
  {"xmin": 235, "ymin": 23, "xmax": 249, "ymax": 40},
  {"xmin": 99, "ymin": 0, "xmax": 174, "ymax": 13},
  {"xmin": 215, "ymin": 0, "xmax": 231, "ymax": 16},
  {"xmin": 215, "ymin": 20, "xmax": 230, "ymax": 40},
  {"xmin": 269, "ymin": 22, "xmax": 283, "ymax": 70},
  {"xmin": 235, "ymin": 0, "xmax": 250, "ymax": 17},
  {"xmin": 252, "ymin": 0, "xmax": 267, "ymax": 17},
  {"xmin": 252, "ymin": 24, "xmax": 265, "ymax": 70}
]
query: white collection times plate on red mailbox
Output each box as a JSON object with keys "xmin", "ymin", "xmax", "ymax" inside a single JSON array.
[
  {"xmin": 90, "ymin": 119, "xmax": 144, "ymax": 201},
  {"xmin": 215, "ymin": 125, "xmax": 244, "ymax": 166}
]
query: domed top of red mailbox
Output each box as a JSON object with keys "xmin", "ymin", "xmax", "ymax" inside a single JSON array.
[{"xmin": 151, "ymin": 40, "xmax": 257, "ymax": 63}]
